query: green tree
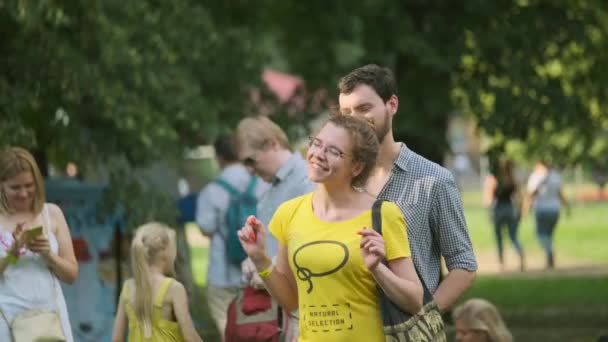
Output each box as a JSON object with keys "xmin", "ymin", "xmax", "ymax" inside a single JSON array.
[
  {"xmin": 0, "ymin": 0, "xmax": 265, "ymax": 225},
  {"xmin": 451, "ymin": 0, "xmax": 608, "ymax": 164},
  {"xmin": 258, "ymin": 0, "xmax": 608, "ymax": 164}
]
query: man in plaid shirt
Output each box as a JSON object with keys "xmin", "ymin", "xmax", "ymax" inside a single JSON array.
[{"xmin": 338, "ymin": 64, "xmax": 477, "ymax": 311}]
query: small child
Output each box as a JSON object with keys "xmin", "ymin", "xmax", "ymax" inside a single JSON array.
[
  {"xmin": 452, "ymin": 298, "xmax": 512, "ymax": 342},
  {"xmin": 112, "ymin": 222, "xmax": 203, "ymax": 342}
]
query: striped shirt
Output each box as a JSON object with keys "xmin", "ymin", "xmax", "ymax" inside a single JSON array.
[{"xmin": 378, "ymin": 144, "xmax": 477, "ymax": 292}]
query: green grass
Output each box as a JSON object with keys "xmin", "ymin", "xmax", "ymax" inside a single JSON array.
[
  {"xmin": 464, "ymin": 198, "xmax": 608, "ymax": 264},
  {"xmin": 456, "ymin": 192, "xmax": 608, "ymax": 341},
  {"xmin": 454, "ymin": 275, "xmax": 608, "ymax": 342}
]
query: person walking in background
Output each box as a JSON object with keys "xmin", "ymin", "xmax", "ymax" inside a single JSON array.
[
  {"xmin": 338, "ymin": 64, "xmax": 477, "ymax": 312},
  {"xmin": 483, "ymin": 158, "xmax": 525, "ymax": 271},
  {"xmin": 525, "ymin": 160, "xmax": 570, "ymax": 269},
  {"xmin": 452, "ymin": 298, "xmax": 512, "ymax": 342},
  {"xmin": 238, "ymin": 114, "xmax": 423, "ymax": 341},
  {"xmin": 235, "ymin": 116, "xmax": 315, "ymax": 341},
  {"xmin": 0, "ymin": 147, "xmax": 78, "ymax": 341},
  {"xmin": 195, "ymin": 134, "xmax": 268, "ymax": 339},
  {"xmin": 111, "ymin": 222, "xmax": 203, "ymax": 341}
]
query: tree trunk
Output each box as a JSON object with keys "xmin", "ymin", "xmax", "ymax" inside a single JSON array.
[{"xmin": 32, "ymin": 148, "xmax": 49, "ymax": 177}]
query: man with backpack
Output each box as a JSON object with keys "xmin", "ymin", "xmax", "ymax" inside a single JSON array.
[
  {"xmin": 234, "ymin": 116, "xmax": 315, "ymax": 341},
  {"xmin": 196, "ymin": 134, "xmax": 268, "ymax": 340}
]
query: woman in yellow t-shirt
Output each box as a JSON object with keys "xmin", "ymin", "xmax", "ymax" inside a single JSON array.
[{"xmin": 238, "ymin": 114, "xmax": 423, "ymax": 342}]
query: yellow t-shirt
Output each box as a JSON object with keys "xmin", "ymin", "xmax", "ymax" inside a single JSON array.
[{"xmin": 269, "ymin": 193, "xmax": 411, "ymax": 342}]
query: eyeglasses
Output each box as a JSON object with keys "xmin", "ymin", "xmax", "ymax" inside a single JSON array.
[
  {"xmin": 241, "ymin": 155, "xmax": 257, "ymax": 168},
  {"xmin": 308, "ymin": 136, "xmax": 348, "ymax": 159}
]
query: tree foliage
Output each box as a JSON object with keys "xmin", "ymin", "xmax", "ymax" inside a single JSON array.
[
  {"xmin": 2, "ymin": 1, "xmax": 607, "ymax": 225},
  {"xmin": 0, "ymin": 0, "xmax": 263, "ymax": 167},
  {"xmin": 258, "ymin": 0, "xmax": 608, "ymax": 165},
  {"xmin": 453, "ymin": 0, "xmax": 608, "ymax": 166},
  {"xmin": 0, "ymin": 0, "xmax": 265, "ymax": 225}
]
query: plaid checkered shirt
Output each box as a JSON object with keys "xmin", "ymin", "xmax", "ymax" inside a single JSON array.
[{"xmin": 378, "ymin": 144, "xmax": 477, "ymax": 293}]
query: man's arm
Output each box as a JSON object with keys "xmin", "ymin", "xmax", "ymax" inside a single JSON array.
[
  {"xmin": 434, "ymin": 269, "xmax": 476, "ymax": 312},
  {"xmin": 430, "ymin": 172, "xmax": 478, "ymax": 311},
  {"xmin": 195, "ymin": 183, "xmax": 226, "ymax": 237}
]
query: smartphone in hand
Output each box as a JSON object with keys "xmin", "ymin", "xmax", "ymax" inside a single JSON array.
[{"xmin": 25, "ymin": 226, "xmax": 43, "ymax": 242}]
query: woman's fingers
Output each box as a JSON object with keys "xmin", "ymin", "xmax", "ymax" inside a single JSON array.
[
  {"xmin": 238, "ymin": 224, "xmax": 260, "ymax": 246},
  {"xmin": 12, "ymin": 223, "xmax": 26, "ymax": 244},
  {"xmin": 247, "ymin": 215, "xmax": 265, "ymax": 232},
  {"xmin": 361, "ymin": 237, "xmax": 386, "ymax": 257},
  {"xmin": 357, "ymin": 227, "xmax": 381, "ymax": 237},
  {"xmin": 360, "ymin": 235, "xmax": 385, "ymax": 248},
  {"xmin": 238, "ymin": 227, "xmax": 251, "ymax": 242}
]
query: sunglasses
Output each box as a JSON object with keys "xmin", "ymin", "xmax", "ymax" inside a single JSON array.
[{"xmin": 241, "ymin": 156, "xmax": 257, "ymax": 167}]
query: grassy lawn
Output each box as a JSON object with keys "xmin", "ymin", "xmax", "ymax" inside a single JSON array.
[
  {"xmin": 463, "ymin": 191, "xmax": 608, "ymax": 266},
  {"xmin": 455, "ymin": 192, "xmax": 608, "ymax": 341},
  {"xmin": 454, "ymin": 275, "xmax": 608, "ymax": 342},
  {"xmin": 186, "ymin": 192, "xmax": 608, "ymax": 342}
]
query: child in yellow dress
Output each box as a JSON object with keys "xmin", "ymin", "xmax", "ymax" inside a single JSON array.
[{"xmin": 111, "ymin": 222, "xmax": 203, "ymax": 342}]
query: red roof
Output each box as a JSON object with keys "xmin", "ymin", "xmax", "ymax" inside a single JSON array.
[{"xmin": 262, "ymin": 69, "xmax": 304, "ymax": 103}]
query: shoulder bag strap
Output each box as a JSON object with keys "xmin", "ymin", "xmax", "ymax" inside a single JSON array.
[{"xmin": 371, "ymin": 200, "xmax": 434, "ymax": 303}]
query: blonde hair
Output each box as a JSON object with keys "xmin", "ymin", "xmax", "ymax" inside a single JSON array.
[
  {"xmin": 0, "ymin": 147, "xmax": 45, "ymax": 215},
  {"xmin": 130, "ymin": 222, "xmax": 177, "ymax": 338},
  {"xmin": 453, "ymin": 298, "xmax": 513, "ymax": 342},
  {"xmin": 235, "ymin": 116, "xmax": 290, "ymax": 151}
]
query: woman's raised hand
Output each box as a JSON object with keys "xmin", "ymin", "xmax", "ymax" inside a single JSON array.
[{"xmin": 237, "ymin": 215, "xmax": 269, "ymax": 264}]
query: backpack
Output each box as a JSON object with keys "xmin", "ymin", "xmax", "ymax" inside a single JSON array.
[
  {"xmin": 225, "ymin": 286, "xmax": 284, "ymax": 342},
  {"xmin": 216, "ymin": 176, "xmax": 258, "ymax": 266}
]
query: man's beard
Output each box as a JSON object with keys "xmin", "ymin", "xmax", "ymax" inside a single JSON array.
[{"xmin": 376, "ymin": 108, "xmax": 390, "ymax": 143}]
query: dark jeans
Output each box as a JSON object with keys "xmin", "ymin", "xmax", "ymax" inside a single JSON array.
[
  {"xmin": 535, "ymin": 208, "xmax": 560, "ymax": 267},
  {"xmin": 492, "ymin": 203, "xmax": 523, "ymax": 263}
]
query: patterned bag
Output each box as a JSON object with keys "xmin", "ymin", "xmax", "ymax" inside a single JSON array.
[{"xmin": 372, "ymin": 200, "xmax": 446, "ymax": 342}]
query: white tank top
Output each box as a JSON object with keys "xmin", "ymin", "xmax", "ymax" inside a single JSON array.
[{"xmin": 0, "ymin": 204, "xmax": 73, "ymax": 341}]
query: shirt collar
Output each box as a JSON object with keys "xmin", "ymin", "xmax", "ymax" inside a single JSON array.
[
  {"xmin": 394, "ymin": 143, "xmax": 413, "ymax": 172},
  {"xmin": 273, "ymin": 152, "xmax": 304, "ymax": 184}
]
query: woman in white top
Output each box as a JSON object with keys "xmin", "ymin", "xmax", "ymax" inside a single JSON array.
[
  {"xmin": 0, "ymin": 147, "xmax": 78, "ymax": 341},
  {"xmin": 525, "ymin": 160, "xmax": 570, "ymax": 269}
]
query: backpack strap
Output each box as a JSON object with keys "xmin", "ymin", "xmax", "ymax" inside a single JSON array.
[
  {"xmin": 154, "ymin": 278, "xmax": 173, "ymax": 308},
  {"xmin": 216, "ymin": 179, "xmax": 240, "ymax": 197},
  {"xmin": 371, "ymin": 200, "xmax": 434, "ymax": 304},
  {"xmin": 244, "ymin": 177, "xmax": 257, "ymax": 195}
]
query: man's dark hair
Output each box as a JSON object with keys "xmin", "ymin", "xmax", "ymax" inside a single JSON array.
[
  {"xmin": 338, "ymin": 64, "xmax": 397, "ymax": 103},
  {"xmin": 213, "ymin": 134, "xmax": 238, "ymax": 162}
]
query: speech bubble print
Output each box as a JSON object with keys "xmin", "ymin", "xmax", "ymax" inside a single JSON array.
[{"xmin": 292, "ymin": 240, "xmax": 349, "ymax": 294}]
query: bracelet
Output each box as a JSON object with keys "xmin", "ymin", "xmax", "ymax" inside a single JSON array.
[{"xmin": 258, "ymin": 263, "xmax": 274, "ymax": 279}]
